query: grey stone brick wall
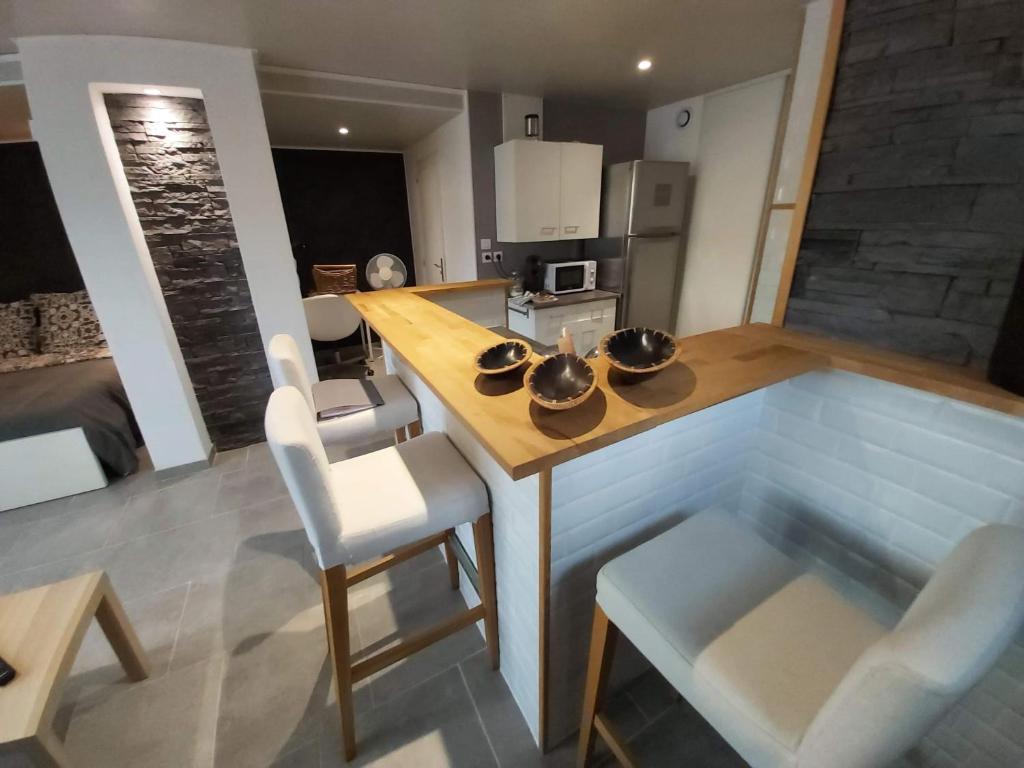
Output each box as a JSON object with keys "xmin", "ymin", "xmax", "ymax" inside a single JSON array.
[
  {"xmin": 785, "ymin": 0, "xmax": 1024, "ymax": 369},
  {"xmin": 105, "ymin": 94, "xmax": 273, "ymax": 451}
]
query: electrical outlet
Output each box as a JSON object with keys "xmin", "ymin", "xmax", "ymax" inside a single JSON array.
[
  {"xmin": 493, "ymin": 251, "xmax": 503, "ymax": 262},
  {"xmin": 481, "ymin": 251, "xmax": 493, "ymax": 263}
]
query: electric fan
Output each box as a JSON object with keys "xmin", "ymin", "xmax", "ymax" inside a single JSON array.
[{"xmin": 365, "ymin": 253, "xmax": 408, "ymax": 289}]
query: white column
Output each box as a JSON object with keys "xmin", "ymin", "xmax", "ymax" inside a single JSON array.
[{"xmin": 17, "ymin": 35, "xmax": 315, "ymax": 468}]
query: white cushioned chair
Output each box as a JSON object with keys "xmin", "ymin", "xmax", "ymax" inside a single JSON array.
[
  {"xmin": 266, "ymin": 386, "xmax": 498, "ymax": 762},
  {"xmin": 267, "ymin": 333, "xmax": 420, "ymax": 446},
  {"xmin": 578, "ymin": 508, "xmax": 1024, "ymax": 768}
]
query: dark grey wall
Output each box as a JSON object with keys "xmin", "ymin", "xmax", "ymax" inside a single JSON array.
[
  {"xmin": 468, "ymin": 92, "xmax": 646, "ymax": 280},
  {"xmin": 106, "ymin": 94, "xmax": 273, "ymax": 451},
  {"xmin": 543, "ymin": 99, "xmax": 648, "ymax": 165},
  {"xmin": 0, "ymin": 142, "xmax": 84, "ymax": 302},
  {"xmin": 784, "ymin": 0, "xmax": 1024, "ymax": 369}
]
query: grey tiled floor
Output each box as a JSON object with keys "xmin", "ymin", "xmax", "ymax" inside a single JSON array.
[{"xmin": 0, "ymin": 438, "xmax": 745, "ymax": 767}]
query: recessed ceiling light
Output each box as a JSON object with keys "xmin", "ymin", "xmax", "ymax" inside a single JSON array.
[
  {"xmin": 338, "ymin": 127, "xmax": 350, "ymax": 135},
  {"xmin": 637, "ymin": 58, "xmax": 653, "ymax": 72},
  {"xmin": 143, "ymin": 88, "xmax": 162, "ymax": 95}
]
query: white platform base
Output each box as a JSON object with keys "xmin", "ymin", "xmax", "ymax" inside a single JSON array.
[{"xmin": 0, "ymin": 428, "xmax": 107, "ymax": 512}]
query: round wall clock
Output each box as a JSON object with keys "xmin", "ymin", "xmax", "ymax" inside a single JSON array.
[{"xmin": 676, "ymin": 108, "xmax": 692, "ymax": 128}]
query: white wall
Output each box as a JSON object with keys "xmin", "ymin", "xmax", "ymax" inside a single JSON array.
[
  {"xmin": 645, "ymin": 73, "xmax": 787, "ymax": 337},
  {"xmin": 403, "ymin": 104, "xmax": 478, "ymax": 284},
  {"xmin": 643, "ymin": 95, "xmax": 704, "ymax": 166},
  {"xmin": 17, "ymin": 35, "xmax": 315, "ymax": 469}
]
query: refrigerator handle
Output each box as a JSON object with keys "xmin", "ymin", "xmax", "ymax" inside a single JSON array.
[{"xmin": 631, "ymin": 229, "xmax": 681, "ymax": 239}]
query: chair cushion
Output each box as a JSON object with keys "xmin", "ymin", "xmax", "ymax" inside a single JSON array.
[
  {"xmin": 324, "ymin": 431, "xmax": 488, "ymax": 565},
  {"xmin": 597, "ymin": 509, "xmax": 883, "ymax": 768},
  {"xmin": 315, "ymin": 374, "xmax": 419, "ymax": 445},
  {"xmin": 695, "ymin": 574, "xmax": 886, "ymax": 753}
]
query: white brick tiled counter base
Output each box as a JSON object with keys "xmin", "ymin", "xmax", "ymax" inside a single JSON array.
[
  {"xmin": 385, "ymin": 341, "xmax": 1024, "ymax": 763},
  {"xmin": 385, "ymin": 346, "xmax": 544, "ymax": 741},
  {"xmin": 740, "ymin": 371, "xmax": 1024, "ymax": 768}
]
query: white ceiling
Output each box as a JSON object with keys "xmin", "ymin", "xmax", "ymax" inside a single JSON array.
[
  {"xmin": 0, "ymin": 76, "xmax": 461, "ymax": 150},
  {"xmin": 0, "ymin": 0, "xmax": 804, "ymax": 110},
  {"xmin": 261, "ymin": 92, "xmax": 458, "ymax": 151}
]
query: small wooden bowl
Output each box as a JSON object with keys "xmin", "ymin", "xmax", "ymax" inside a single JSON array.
[
  {"xmin": 526, "ymin": 353, "xmax": 597, "ymax": 410},
  {"xmin": 601, "ymin": 327, "xmax": 679, "ymax": 379},
  {"xmin": 474, "ymin": 339, "xmax": 532, "ymax": 376}
]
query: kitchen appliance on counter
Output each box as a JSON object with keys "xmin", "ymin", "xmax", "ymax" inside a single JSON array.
[
  {"xmin": 543, "ymin": 260, "xmax": 597, "ymax": 294},
  {"xmin": 586, "ymin": 160, "xmax": 690, "ymax": 330}
]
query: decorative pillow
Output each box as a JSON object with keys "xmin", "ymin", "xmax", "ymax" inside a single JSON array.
[
  {"xmin": 32, "ymin": 290, "xmax": 106, "ymax": 353},
  {"xmin": 0, "ymin": 300, "xmax": 37, "ymax": 358}
]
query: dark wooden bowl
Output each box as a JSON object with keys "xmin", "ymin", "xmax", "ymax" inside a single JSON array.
[
  {"xmin": 600, "ymin": 327, "xmax": 679, "ymax": 378},
  {"xmin": 526, "ymin": 353, "xmax": 597, "ymax": 410},
  {"xmin": 474, "ymin": 340, "xmax": 532, "ymax": 376}
]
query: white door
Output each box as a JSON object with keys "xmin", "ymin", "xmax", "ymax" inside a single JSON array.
[
  {"xmin": 559, "ymin": 142, "xmax": 602, "ymax": 239},
  {"xmin": 415, "ymin": 154, "xmax": 446, "ymax": 284},
  {"xmin": 677, "ymin": 75, "xmax": 786, "ymax": 336}
]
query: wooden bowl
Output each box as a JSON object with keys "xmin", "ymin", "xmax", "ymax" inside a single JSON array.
[
  {"xmin": 474, "ymin": 339, "xmax": 532, "ymax": 376},
  {"xmin": 600, "ymin": 327, "xmax": 679, "ymax": 379},
  {"xmin": 526, "ymin": 353, "xmax": 597, "ymax": 410}
]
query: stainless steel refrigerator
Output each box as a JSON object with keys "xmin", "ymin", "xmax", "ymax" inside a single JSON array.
[{"xmin": 585, "ymin": 160, "xmax": 690, "ymax": 331}]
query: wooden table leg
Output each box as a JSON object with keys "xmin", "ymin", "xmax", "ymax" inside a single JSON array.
[
  {"xmin": 95, "ymin": 575, "xmax": 150, "ymax": 682},
  {"xmin": 24, "ymin": 729, "xmax": 71, "ymax": 768}
]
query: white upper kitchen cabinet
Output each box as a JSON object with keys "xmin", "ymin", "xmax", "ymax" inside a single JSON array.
[
  {"xmin": 558, "ymin": 142, "xmax": 602, "ymax": 239},
  {"xmin": 494, "ymin": 140, "xmax": 602, "ymax": 242}
]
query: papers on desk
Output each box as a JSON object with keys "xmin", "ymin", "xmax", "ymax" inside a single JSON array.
[{"xmin": 313, "ymin": 378, "xmax": 384, "ymax": 420}]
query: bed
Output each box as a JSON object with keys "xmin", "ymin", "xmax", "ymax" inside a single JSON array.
[{"xmin": 0, "ymin": 356, "xmax": 141, "ymax": 511}]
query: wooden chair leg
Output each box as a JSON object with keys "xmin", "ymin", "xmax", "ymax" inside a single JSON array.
[
  {"xmin": 321, "ymin": 564, "xmax": 357, "ymax": 762},
  {"xmin": 443, "ymin": 528, "xmax": 460, "ymax": 590},
  {"xmin": 578, "ymin": 603, "xmax": 619, "ymax": 768},
  {"xmin": 407, "ymin": 419, "xmax": 423, "ymax": 438},
  {"xmin": 95, "ymin": 574, "xmax": 150, "ymax": 681},
  {"xmin": 472, "ymin": 513, "xmax": 499, "ymax": 670},
  {"xmin": 394, "ymin": 427, "xmax": 407, "ymax": 444}
]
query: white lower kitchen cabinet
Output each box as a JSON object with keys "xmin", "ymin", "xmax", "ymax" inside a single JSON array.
[{"xmin": 507, "ymin": 293, "xmax": 617, "ymax": 354}]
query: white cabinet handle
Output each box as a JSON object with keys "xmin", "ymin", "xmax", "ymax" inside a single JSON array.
[
  {"xmin": 564, "ymin": 225, "xmax": 579, "ymax": 234},
  {"xmin": 541, "ymin": 226, "xmax": 557, "ymax": 235}
]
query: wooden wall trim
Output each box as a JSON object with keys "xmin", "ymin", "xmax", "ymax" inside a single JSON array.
[
  {"xmin": 743, "ymin": 72, "xmax": 795, "ymax": 325},
  {"xmin": 770, "ymin": 0, "xmax": 847, "ymax": 326},
  {"xmin": 538, "ymin": 468, "xmax": 552, "ymax": 751}
]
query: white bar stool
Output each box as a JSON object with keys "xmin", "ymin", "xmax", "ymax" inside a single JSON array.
[
  {"xmin": 265, "ymin": 386, "xmax": 498, "ymax": 762},
  {"xmin": 578, "ymin": 509, "xmax": 1024, "ymax": 768},
  {"xmin": 268, "ymin": 333, "xmax": 422, "ymax": 446}
]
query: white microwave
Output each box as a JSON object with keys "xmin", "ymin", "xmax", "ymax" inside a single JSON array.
[{"xmin": 544, "ymin": 260, "xmax": 597, "ymax": 294}]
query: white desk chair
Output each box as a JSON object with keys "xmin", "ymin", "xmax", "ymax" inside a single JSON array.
[
  {"xmin": 303, "ymin": 293, "xmax": 368, "ymax": 365},
  {"xmin": 268, "ymin": 333, "xmax": 420, "ymax": 446},
  {"xmin": 579, "ymin": 509, "xmax": 1024, "ymax": 768},
  {"xmin": 265, "ymin": 386, "xmax": 498, "ymax": 762}
]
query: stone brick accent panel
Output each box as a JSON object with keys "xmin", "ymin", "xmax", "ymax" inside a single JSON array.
[
  {"xmin": 786, "ymin": 0, "xmax": 1024, "ymax": 369},
  {"xmin": 105, "ymin": 94, "xmax": 273, "ymax": 450}
]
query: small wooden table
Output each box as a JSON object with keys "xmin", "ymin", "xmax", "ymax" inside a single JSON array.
[{"xmin": 0, "ymin": 571, "xmax": 149, "ymax": 767}]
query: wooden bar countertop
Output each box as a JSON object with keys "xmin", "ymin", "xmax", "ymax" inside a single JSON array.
[{"xmin": 348, "ymin": 281, "xmax": 1024, "ymax": 480}]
